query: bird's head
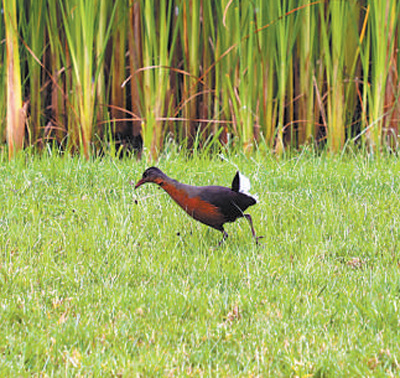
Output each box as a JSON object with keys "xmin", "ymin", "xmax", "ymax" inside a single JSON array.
[{"xmin": 134, "ymin": 167, "xmax": 166, "ymax": 189}]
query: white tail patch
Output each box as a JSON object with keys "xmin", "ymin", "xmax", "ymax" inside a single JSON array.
[
  {"xmin": 238, "ymin": 172, "xmax": 251, "ymax": 194},
  {"xmin": 238, "ymin": 172, "xmax": 258, "ymax": 201}
]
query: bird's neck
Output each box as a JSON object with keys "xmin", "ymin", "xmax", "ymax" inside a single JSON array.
[{"xmin": 157, "ymin": 177, "xmax": 190, "ymax": 206}]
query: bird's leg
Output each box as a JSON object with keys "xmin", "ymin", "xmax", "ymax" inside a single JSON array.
[
  {"xmin": 218, "ymin": 230, "xmax": 229, "ymax": 246},
  {"xmin": 244, "ymin": 214, "xmax": 263, "ymax": 244}
]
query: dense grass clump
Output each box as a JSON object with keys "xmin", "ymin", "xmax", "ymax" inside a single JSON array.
[{"xmin": 1, "ymin": 151, "xmax": 400, "ymax": 376}]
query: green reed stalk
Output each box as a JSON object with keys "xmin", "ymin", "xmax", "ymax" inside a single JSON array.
[
  {"xmin": 342, "ymin": 2, "xmax": 361, "ymax": 140},
  {"xmin": 358, "ymin": 5, "xmax": 370, "ymax": 146},
  {"xmin": 273, "ymin": 0, "xmax": 299, "ymax": 155},
  {"xmin": 198, "ymin": 1, "xmax": 216, "ymax": 143},
  {"xmin": 110, "ymin": 4, "xmax": 128, "ymax": 142},
  {"xmin": 128, "ymin": 1, "xmax": 143, "ymax": 148},
  {"xmin": 296, "ymin": 1, "xmax": 317, "ymax": 145},
  {"xmin": 180, "ymin": 0, "xmax": 200, "ymax": 148},
  {"xmin": 140, "ymin": 0, "xmax": 177, "ymax": 159},
  {"xmin": 95, "ymin": 0, "xmax": 109, "ymax": 139},
  {"xmin": 216, "ymin": 1, "xmax": 243, "ymax": 148},
  {"xmin": 60, "ymin": 0, "xmax": 96, "ymax": 158},
  {"xmin": 207, "ymin": 2, "xmax": 226, "ymax": 143},
  {"xmin": 215, "ymin": 2, "xmax": 233, "ymax": 143},
  {"xmin": 21, "ymin": 0, "xmax": 46, "ymax": 146},
  {"xmin": 319, "ymin": 2, "xmax": 350, "ymax": 152},
  {"xmin": 383, "ymin": 8, "xmax": 400, "ymax": 149},
  {"xmin": 46, "ymin": 1, "xmax": 67, "ymax": 145},
  {"xmin": 3, "ymin": 0, "xmax": 25, "ymax": 159},
  {"xmin": 365, "ymin": 0, "xmax": 400, "ymax": 152},
  {"xmin": 140, "ymin": 0, "xmax": 156, "ymax": 154},
  {"xmin": 225, "ymin": 3, "xmax": 248, "ymax": 149},
  {"xmin": 238, "ymin": 8, "xmax": 261, "ymax": 153},
  {"xmin": 254, "ymin": 2, "xmax": 277, "ymax": 149}
]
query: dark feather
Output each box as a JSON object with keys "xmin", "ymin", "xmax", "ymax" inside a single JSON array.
[{"xmin": 231, "ymin": 171, "xmax": 240, "ymax": 192}]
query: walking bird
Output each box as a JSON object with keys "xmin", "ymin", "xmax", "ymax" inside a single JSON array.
[{"xmin": 134, "ymin": 167, "xmax": 262, "ymax": 244}]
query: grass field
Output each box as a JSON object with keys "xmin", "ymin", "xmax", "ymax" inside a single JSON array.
[{"xmin": 1, "ymin": 150, "xmax": 400, "ymax": 376}]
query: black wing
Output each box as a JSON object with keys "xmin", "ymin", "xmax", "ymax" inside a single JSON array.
[{"xmin": 198, "ymin": 186, "xmax": 256, "ymax": 222}]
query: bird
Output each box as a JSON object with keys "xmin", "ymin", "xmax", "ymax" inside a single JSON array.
[{"xmin": 134, "ymin": 167, "xmax": 262, "ymax": 244}]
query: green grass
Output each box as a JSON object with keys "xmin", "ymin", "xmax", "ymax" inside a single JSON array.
[{"xmin": 1, "ymin": 150, "xmax": 400, "ymax": 376}]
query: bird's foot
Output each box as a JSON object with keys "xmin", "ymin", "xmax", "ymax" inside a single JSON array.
[
  {"xmin": 216, "ymin": 230, "xmax": 229, "ymax": 247},
  {"xmin": 255, "ymin": 235, "xmax": 264, "ymax": 245}
]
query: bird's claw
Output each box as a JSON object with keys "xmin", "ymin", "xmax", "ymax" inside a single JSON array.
[{"xmin": 255, "ymin": 235, "xmax": 264, "ymax": 245}]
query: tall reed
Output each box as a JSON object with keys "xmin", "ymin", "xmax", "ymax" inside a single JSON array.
[
  {"xmin": 20, "ymin": 0, "xmax": 46, "ymax": 145},
  {"xmin": 46, "ymin": 1, "xmax": 67, "ymax": 145},
  {"xmin": 139, "ymin": 0, "xmax": 178, "ymax": 158},
  {"xmin": 364, "ymin": 0, "xmax": 400, "ymax": 152},
  {"xmin": 127, "ymin": 1, "xmax": 143, "ymax": 153},
  {"xmin": 296, "ymin": 1, "xmax": 317, "ymax": 146},
  {"xmin": 109, "ymin": 3, "xmax": 128, "ymax": 146},
  {"xmin": 3, "ymin": 0, "xmax": 25, "ymax": 159}
]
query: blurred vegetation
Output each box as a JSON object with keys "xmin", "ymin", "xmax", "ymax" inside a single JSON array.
[{"xmin": 1, "ymin": 0, "xmax": 400, "ymax": 158}]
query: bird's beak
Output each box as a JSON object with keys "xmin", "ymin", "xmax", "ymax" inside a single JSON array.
[{"xmin": 134, "ymin": 178, "xmax": 146, "ymax": 189}]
